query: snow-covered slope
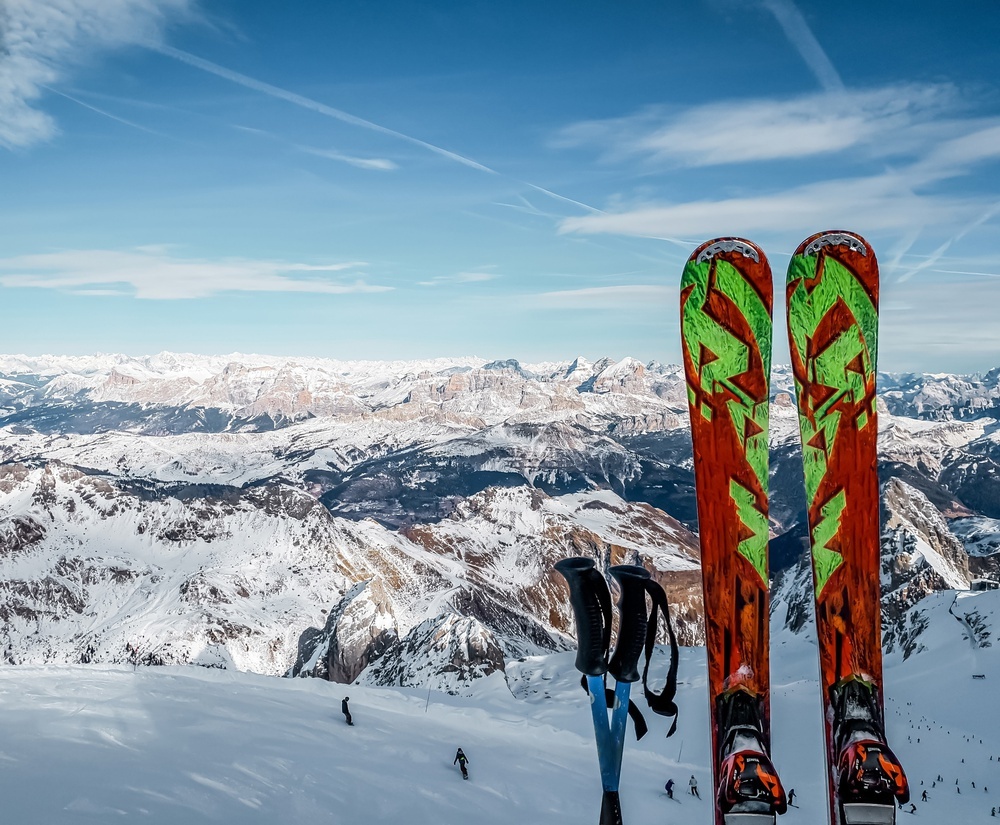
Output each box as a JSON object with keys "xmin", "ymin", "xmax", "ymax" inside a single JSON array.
[{"xmin": 3, "ymin": 588, "xmax": 999, "ymax": 825}]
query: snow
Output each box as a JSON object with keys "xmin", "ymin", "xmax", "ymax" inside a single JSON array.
[{"xmin": 2, "ymin": 590, "xmax": 999, "ymax": 824}]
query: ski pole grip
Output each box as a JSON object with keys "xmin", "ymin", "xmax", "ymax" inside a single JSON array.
[
  {"xmin": 555, "ymin": 557, "xmax": 611, "ymax": 676},
  {"xmin": 608, "ymin": 565, "xmax": 650, "ymax": 683}
]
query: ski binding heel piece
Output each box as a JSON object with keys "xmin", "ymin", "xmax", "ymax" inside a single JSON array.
[
  {"xmin": 839, "ymin": 802, "xmax": 896, "ymax": 825},
  {"xmin": 724, "ymin": 814, "xmax": 777, "ymax": 825}
]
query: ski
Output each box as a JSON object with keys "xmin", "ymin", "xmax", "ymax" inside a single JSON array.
[
  {"xmin": 785, "ymin": 231, "xmax": 909, "ymax": 825},
  {"xmin": 555, "ymin": 557, "xmax": 679, "ymax": 825},
  {"xmin": 680, "ymin": 238, "xmax": 786, "ymax": 825}
]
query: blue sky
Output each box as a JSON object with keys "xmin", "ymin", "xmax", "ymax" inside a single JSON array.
[{"xmin": 1, "ymin": 0, "xmax": 999, "ymax": 372}]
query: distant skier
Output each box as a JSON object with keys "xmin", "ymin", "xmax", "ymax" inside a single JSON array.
[
  {"xmin": 908, "ymin": 803, "xmax": 917, "ymax": 814},
  {"xmin": 342, "ymin": 697, "xmax": 353, "ymax": 726},
  {"xmin": 921, "ymin": 790, "xmax": 928, "ymax": 802},
  {"xmin": 664, "ymin": 779, "xmax": 674, "ymax": 799},
  {"xmin": 454, "ymin": 748, "xmax": 469, "ymax": 780},
  {"xmin": 689, "ymin": 775, "xmax": 700, "ymax": 798},
  {"xmin": 787, "ymin": 788, "xmax": 796, "ymax": 807}
]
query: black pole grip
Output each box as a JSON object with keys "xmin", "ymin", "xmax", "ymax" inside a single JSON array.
[
  {"xmin": 608, "ymin": 564, "xmax": 650, "ymax": 684},
  {"xmin": 600, "ymin": 789, "xmax": 624, "ymax": 825},
  {"xmin": 554, "ymin": 557, "xmax": 611, "ymax": 676}
]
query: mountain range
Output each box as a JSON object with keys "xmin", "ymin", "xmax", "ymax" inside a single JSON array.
[{"xmin": 0, "ymin": 352, "xmax": 998, "ymax": 692}]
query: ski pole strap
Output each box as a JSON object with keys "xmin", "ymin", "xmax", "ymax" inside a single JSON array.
[{"xmin": 641, "ymin": 578, "xmax": 679, "ymax": 736}]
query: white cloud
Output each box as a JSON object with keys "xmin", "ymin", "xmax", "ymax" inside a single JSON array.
[
  {"xmin": 418, "ymin": 270, "xmax": 498, "ymax": 287},
  {"xmin": 536, "ymin": 284, "xmax": 675, "ymax": 309},
  {"xmin": 0, "ymin": 0, "xmax": 194, "ymax": 149},
  {"xmin": 557, "ymin": 97, "xmax": 1000, "ymax": 242},
  {"xmin": 880, "ymin": 273, "xmax": 1000, "ymax": 371},
  {"xmin": 0, "ymin": 249, "xmax": 391, "ymax": 299},
  {"xmin": 555, "ymin": 85, "xmax": 955, "ymax": 168},
  {"xmin": 300, "ymin": 146, "xmax": 398, "ymax": 171},
  {"xmin": 558, "ymin": 173, "xmax": 969, "ymax": 240}
]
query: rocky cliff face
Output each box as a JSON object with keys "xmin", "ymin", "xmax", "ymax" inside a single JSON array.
[
  {"xmin": 361, "ymin": 614, "xmax": 507, "ymax": 695},
  {"xmin": 880, "ymin": 478, "xmax": 971, "ymax": 651}
]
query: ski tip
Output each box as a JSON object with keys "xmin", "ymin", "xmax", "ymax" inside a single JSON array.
[
  {"xmin": 688, "ymin": 237, "xmax": 767, "ymax": 267},
  {"xmin": 792, "ymin": 230, "xmax": 872, "ymax": 259}
]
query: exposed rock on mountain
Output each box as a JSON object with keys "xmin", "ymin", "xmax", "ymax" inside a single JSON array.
[
  {"xmin": 361, "ymin": 614, "xmax": 506, "ymax": 695},
  {"xmin": 880, "ymin": 479, "xmax": 970, "ymax": 652},
  {"xmin": 289, "ymin": 578, "xmax": 399, "ymax": 682}
]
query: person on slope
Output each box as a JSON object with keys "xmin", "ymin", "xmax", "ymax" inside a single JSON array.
[
  {"xmin": 342, "ymin": 697, "xmax": 353, "ymax": 726},
  {"xmin": 664, "ymin": 779, "xmax": 675, "ymax": 799},
  {"xmin": 689, "ymin": 775, "xmax": 700, "ymax": 798},
  {"xmin": 454, "ymin": 748, "xmax": 469, "ymax": 780}
]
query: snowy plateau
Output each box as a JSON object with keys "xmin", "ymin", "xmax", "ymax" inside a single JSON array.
[{"xmin": 1, "ymin": 352, "xmax": 1000, "ymax": 824}]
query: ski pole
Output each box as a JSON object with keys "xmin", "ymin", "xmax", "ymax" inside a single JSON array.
[{"xmin": 607, "ymin": 565, "xmax": 650, "ymax": 784}]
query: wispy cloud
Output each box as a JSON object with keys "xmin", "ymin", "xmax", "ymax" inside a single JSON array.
[
  {"xmin": 536, "ymin": 284, "xmax": 674, "ymax": 309},
  {"xmin": 299, "ymin": 146, "xmax": 398, "ymax": 171},
  {"xmin": 895, "ymin": 203, "xmax": 1000, "ymax": 282},
  {"xmin": 881, "ymin": 273, "xmax": 1000, "ymax": 370},
  {"xmin": 557, "ymin": 91, "xmax": 1000, "ymax": 242},
  {"xmin": 0, "ymin": 0, "xmax": 194, "ymax": 150},
  {"xmin": 555, "ymin": 85, "xmax": 955, "ymax": 168},
  {"xmin": 756, "ymin": 0, "xmax": 843, "ymax": 92},
  {"xmin": 418, "ymin": 269, "xmax": 499, "ymax": 288},
  {"xmin": 558, "ymin": 173, "xmax": 966, "ymax": 239},
  {"xmin": 0, "ymin": 249, "xmax": 391, "ymax": 299},
  {"xmin": 152, "ymin": 44, "xmax": 496, "ymax": 174}
]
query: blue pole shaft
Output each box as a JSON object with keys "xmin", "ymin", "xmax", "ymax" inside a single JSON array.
[
  {"xmin": 609, "ymin": 679, "xmax": 632, "ymax": 788},
  {"xmin": 586, "ymin": 675, "xmax": 619, "ymax": 792}
]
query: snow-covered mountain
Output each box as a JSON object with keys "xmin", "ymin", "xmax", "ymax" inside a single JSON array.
[{"xmin": 1, "ymin": 352, "xmax": 1000, "ymax": 691}]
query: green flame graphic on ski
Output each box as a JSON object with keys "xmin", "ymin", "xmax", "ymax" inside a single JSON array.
[
  {"xmin": 787, "ymin": 250, "xmax": 877, "ymax": 597},
  {"xmin": 681, "ymin": 256, "xmax": 771, "ymax": 583}
]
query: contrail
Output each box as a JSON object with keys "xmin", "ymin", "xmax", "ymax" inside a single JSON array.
[
  {"xmin": 152, "ymin": 45, "xmax": 620, "ymax": 229},
  {"xmin": 897, "ymin": 203, "xmax": 1000, "ymax": 282},
  {"xmin": 758, "ymin": 0, "xmax": 845, "ymax": 93},
  {"xmin": 151, "ymin": 44, "xmax": 497, "ymax": 174},
  {"xmin": 41, "ymin": 85, "xmax": 170, "ymax": 139}
]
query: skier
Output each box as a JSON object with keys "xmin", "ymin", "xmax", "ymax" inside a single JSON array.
[
  {"xmin": 341, "ymin": 696, "xmax": 353, "ymax": 726},
  {"xmin": 921, "ymin": 790, "xmax": 928, "ymax": 802},
  {"xmin": 664, "ymin": 779, "xmax": 674, "ymax": 799},
  {"xmin": 787, "ymin": 788, "xmax": 796, "ymax": 807},
  {"xmin": 908, "ymin": 803, "xmax": 916, "ymax": 814},
  {"xmin": 689, "ymin": 775, "xmax": 700, "ymax": 798},
  {"xmin": 454, "ymin": 747, "xmax": 469, "ymax": 780}
]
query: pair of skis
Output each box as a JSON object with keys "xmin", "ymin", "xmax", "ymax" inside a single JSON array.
[
  {"xmin": 554, "ymin": 558, "xmax": 679, "ymax": 825},
  {"xmin": 680, "ymin": 232, "xmax": 910, "ymax": 825}
]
